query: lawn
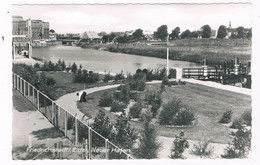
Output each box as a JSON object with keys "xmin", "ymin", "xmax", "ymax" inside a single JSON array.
[
  {"xmin": 88, "ymin": 39, "xmax": 251, "ymax": 66},
  {"xmin": 77, "ymin": 83, "xmax": 251, "ymax": 144},
  {"xmin": 44, "ymin": 71, "xmax": 119, "ymax": 100}
]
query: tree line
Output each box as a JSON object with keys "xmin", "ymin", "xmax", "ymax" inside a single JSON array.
[{"xmin": 101, "ymin": 24, "xmax": 251, "ymax": 43}]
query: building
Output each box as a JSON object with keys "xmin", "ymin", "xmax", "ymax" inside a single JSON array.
[
  {"xmin": 31, "ymin": 20, "xmax": 49, "ymax": 40},
  {"xmin": 12, "ymin": 16, "xmax": 50, "ymax": 40},
  {"xmin": 80, "ymin": 31, "xmax": 102, "ymax": 44},
  {"xmin": 12, "ymin": 16, "xmax": 28, "ymax": 35}
]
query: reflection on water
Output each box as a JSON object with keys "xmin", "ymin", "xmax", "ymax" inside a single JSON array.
[{"xmin": 32, "ymin": 45, "xmax": 200, "ymax": 74}]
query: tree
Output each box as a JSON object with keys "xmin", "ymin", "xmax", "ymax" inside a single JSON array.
[
  {"xmin": 115, "ymin": 34, "xmax": 130, "ymax": 43},
  {"xmin": 132, "ymin": 29, "xmax": 144, "ymax": 41},
  {"xmin": 247, "ymin": 28, "xmax": 252, "ymax": 39},
  {"xmin": 169, "ymin": 27, "xmax": 180, "ymax": 40},
  {"xmin": 134, "ymin": 112, "xmax": 161, "ymax": 159},
  {"xmin": 190, "ymin": 31, "xmax": 199, "ymax": 38},
  {"xmin": 154, "ymin": 25, "xmax": 168, "ymax": 41},
  {"xmin": 169, "ymin": 131, "xmax": 189, "ymax": 159},
  {"xmin": 180, "ymin": 30, "xmax": 191, "ymax": 39},
  {"xmin": 91, "ymin": 111, "xmax": 113, "ymax": 146},
  {"xmin": 71, "ymin": 62, "xmax": 78, "ymax": 73},
  {"xmin": 49, "ymin": 29, "xmax": 55, "ymax": 33},
  {"xmin": 61, "ymin": 61, "xmax": 66, "ymax": 71},
  {"xmin": 217, "ymin": 25, "xmax": 228, "ymax": 39},
  {"xmin": 111, "ymin": 114, "xmax": 137, "ymax": 149},
  {"xmin": 201, "ymin": 25, "xmax": 212, "ymax": 38},
  {"xmin": 236, "ymin": 26, "xmax": 246, "ymax": 39}
]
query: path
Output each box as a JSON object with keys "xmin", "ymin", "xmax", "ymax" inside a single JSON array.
[{"xmin": 56, "ymin": 84, "xmax": 121, "ymax": 120}]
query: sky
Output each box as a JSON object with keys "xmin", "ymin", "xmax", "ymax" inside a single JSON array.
[{"xmin": 12, "ymin": 3, "xmax": 252, "ymax": 34}]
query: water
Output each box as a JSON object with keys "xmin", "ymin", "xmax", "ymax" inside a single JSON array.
[{"xmin": 32, "ymin": 45, "xmax": 200, "ymax": 74}]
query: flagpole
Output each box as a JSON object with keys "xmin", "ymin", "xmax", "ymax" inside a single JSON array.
[{"xmin": 166, "ymin": 35, "xmax": 169, "ymax": 77}]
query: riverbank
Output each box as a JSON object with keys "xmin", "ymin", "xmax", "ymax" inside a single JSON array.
[{"xmin": 84, "ymin": 41, "xmax": 251, "ymax": 67}]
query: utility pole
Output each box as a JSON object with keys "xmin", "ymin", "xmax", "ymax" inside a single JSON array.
[{"xmin": 28, "ymin": 18, "xmax": 32, "ymax": 59}]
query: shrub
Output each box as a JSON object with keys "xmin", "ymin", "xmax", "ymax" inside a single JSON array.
[
  {"xmin": 230, "ymin": 118, "xmax": 244, "ymax": 129},
  {"xmin": 103, "ymin": 73, "xmax": 114, "ymax": 83},
  {"xmin": 191, "ymin": 141, "xmax": 214, "ymax": 157},
  {"xmin": 46, "ymin": 77, "xmax": 56, "ymax": 85},
  {"xmin": 144, "ymin": 90, "xmax": 162, "ymax": 106},
  {"xmin": 110, "ymin": 101, "xmax": 125, "ymax": 113},
  {"xmin": 130, "ymin": 92, "xmax": 140, "ymax": 101},
  {"xmin": 99, "ymin": 92, "xmax": 114, "ymax": 107},
  {"xmin": 71, "ymin": 62, "xmax": 78, "ymax": 73},
  {"xmin": 159, "ymin": 98, "xmax": 182, "ymax": 125},
  {"xmin": 129, "ymin": 79, "xmax": 146, "ymax": 91},
  {"xmin": 129, "ymin": 102, "xmax": 143, "ymax": 118},
  {"xmin": 173, "ymin": 108, "xmax": 195, "ymax": 126},
  {"xmin": 219, "ymin": 110, "xmax": 233, "ymax": 124},
  {"xmin": 169, "ymin": 131, "xmax": 189, "ymax": 159},
  {"xmin": 119, "ymin": 84, "xmax": 131, "ymax": 104},
  {"xmin": 115, "ymin": 71, "xmax": 125, "ymax": 81},
  {"xmin": 241, "ymin": 111, "xmax": 252, "ymax": 126},
  {"xmin": 151, "ymin": 102, "xmax": 160, "ymax": 117},
  {"xmin": 33, "ymin": 63, "xmax": 41, "ymax": 69},
  {"xmin": 221, "ymin": 127, "xmax": 251, "ymax": 158}
]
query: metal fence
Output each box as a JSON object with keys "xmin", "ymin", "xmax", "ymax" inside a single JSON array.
[{"xmin": 12, "ymin": 72, "xmax": 133, "ymax": 160}]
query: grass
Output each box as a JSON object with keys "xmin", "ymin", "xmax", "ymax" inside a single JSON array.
[
  {"xmin": 77, "ymin": 83, "xmax": 251, "ymax": 144},
  {"xmin": 88, "ymin": 39, "xmax": 251, "ymax": 67},
  {"xmin": 13, "ymin": 89, "xmax": 36, "ymax": 112},
  {"xmin": 31, "ymin": 127, "xmax": 64, "ymax": 140},
  {"xmin": 44, "ymin": 71, "xmax": 119, "ymax": 100}
]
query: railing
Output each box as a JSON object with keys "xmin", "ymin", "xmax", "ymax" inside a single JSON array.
[{"xmin": 12, "ymin": 72, "xmax": 133, "ymax": 160}]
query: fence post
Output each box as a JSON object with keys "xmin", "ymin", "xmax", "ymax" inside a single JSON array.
[
  {"xmin": 52, "ymin": 101, "xmax": 55, "ymax": 126},
  {"xmin": 20, "ymin": 77, "xmax": 22, "ymax": 93},
  {"xmin": 24, "ymin": 81, "xmax": 26, "ymax": 97},
  {"xmin": 75, "ymin": 118, "xmax": 78, "ymax": 144},
  {"xmin": 88, "ymin": 127, "xmax": 92, "ymax": 159},
  {"xmin": 105, "ymin": 139, "xmax": 109, "ymax": 159},
  {"xmin": 85, "ymin": 139, "xmax": 88, "ymax": 159},
  {"xmin": 64, "ymin": 111, "xmax": 67, "ymax": 137},
  {"xmin": 32, "ymin": 87, "xmax": 35, "ymax": 106},
  {"xmin": 37, "ymin": 90, "xmax": 40, "ymax": 110},
  {"xmin": 28, "ymin": 83, "xmax": 30, "ymax": 101},
  {"xmin": 16, "ymin": 75, "xmax": 18, "ymax": 89}
]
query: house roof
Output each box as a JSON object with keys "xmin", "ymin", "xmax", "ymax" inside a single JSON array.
[{"xmin": 80, "ymin": 31, "xmax": 101, "ymax": 39}]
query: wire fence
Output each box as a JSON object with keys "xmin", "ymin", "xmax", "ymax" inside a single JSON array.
[{"xmin": 12, "ymin": 72, "xmax": 133, "ymax": 160}]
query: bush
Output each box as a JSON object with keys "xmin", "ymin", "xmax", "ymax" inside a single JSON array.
[
  {"xmin": 241, "ymin": 111, "xmax": 251, "ymax": 126},
  {"xmin": 99, "ymin": 92, "xmax": 114, "ymax": 107},
  {"xmin": 103, "ymin": 73, "xmax": 114, "ymax": 83},
  {"xmin": 130, "ymin": 92, "xmax": 140, "ymax": 101},
  {"xmin": 151, "ymin": 102, "xmax": 160, "ymax": 117},
  {"xmin": 71, "ymin": 62, "xmax": 78, "ymax": 73},
  {"xmin": 144, "ymin": 90, "xmax": 162, "ymax": 106},
  {"xmin": 110, "ymin": 101, "xmax": 125, "ymax": 113},
  {"xmin": 221, "ymin": 127, "xmax": 251, "ymax": 158},
  {"xmin": 219, "ymin": 110, "xmax": 233, "ymax": 123},
  {"xmin": 159, "ymin": 98, "xmax": 182, "ymax": 125},
  {"xmin": 46, "ymin": 77, "xmax": 56, "ymax": 85},
  {"xmin": 173, "ymin": 108, "xmax": 195, "ymax": 126},
  {"xmin": 191, "ymin": 141, "xmax": 214, "ymax": 157},
  {"xmin": 115, "ymin": 72, "xmax": 125, "ymax": 81},
  {"xmin": 129, "ymin": 102, "xmax": 143, "ymax": 118},
  {"xmin": 230, "ymin": 118, "xmax": 244, "ymax": 129},
  {"xmin": 119, "ymin": 84, "xmax": 131, "ymax": 104},
  {"xmin": 169, "ymin": 131, "xmax": 189, "ymax": 159}
]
